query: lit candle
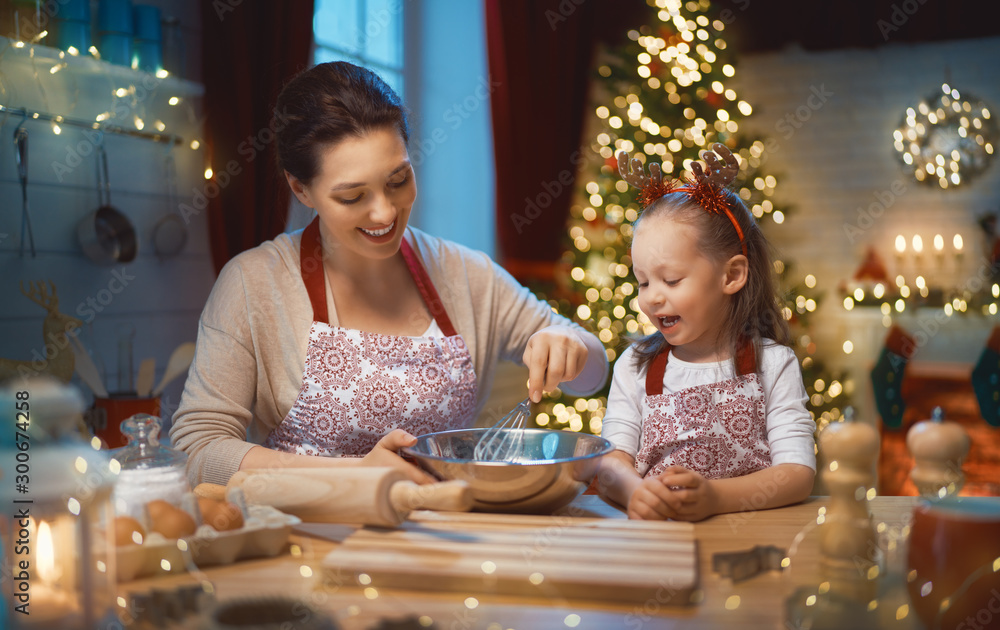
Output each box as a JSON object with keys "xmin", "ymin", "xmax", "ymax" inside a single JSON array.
[
  {"xmin": 933, "ymin": 234, "xmax": 944, "ymax": 252},
  {"xmin": 895, "ymin": 235, "xmax": 906, "ymax": 256},
  {"xmin": 26, "ymin": 520, "xmax": 77, "ymax": 629},
  {"xmin": 953, "ymin": 234, "xmax": 963, "ymax": 252},
  {"xmin": 912, "ymin": 235, "xmax": 923, "ymax": 254}
]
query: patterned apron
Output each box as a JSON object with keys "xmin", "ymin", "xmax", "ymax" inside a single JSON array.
[
  {"xmin": 634, "ymin": 343, "xmax": 772, "ymax": 479},
  {"xmin": 263, "ymin": 217, "xmax": 478, "ymax": 456}
]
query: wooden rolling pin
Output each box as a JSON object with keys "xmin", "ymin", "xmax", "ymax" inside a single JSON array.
[{"xmin": 194, "ymin": 467, "xmax": 472, "ymax": 528}]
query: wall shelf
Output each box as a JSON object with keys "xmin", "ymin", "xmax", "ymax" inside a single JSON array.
[{"xmin": 0, "ymin": 36, "xmax": 203, "ymax": 146}]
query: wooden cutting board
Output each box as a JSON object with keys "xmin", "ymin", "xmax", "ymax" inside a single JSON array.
[{"xmin": 321, "ymin": 510, "xmax": 698, "ymax": 605}]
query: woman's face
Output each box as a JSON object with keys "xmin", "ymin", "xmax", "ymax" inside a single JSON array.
[{"xmin": 288, "ymin": 127, "xmax": 416, "ymax": 260}]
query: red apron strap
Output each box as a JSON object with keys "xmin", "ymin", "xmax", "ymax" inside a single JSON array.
[
  {"xmin": 300, "ymin": 217, "xmax": 328, "ymax": 324},
  {"xmin": 400, "ymin": 237, "xmax": 458, "ymax": 337},
  {"xmin": 299, "ymin": 218, "xmax": 456, "ymax": 336},
  {"xmin": 645, "ymin": 347, "xmax": 670, "ymax": 396},
  {"xmin": 735, "ymin": 339, "xmax": 757, "ymax": 377},
  {"xmin": 645, "ymin": 339, "xmax": 756, "ymax": 395}
]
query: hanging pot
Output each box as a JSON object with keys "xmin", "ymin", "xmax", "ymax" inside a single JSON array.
[{"xmin": 78, "ymin": 143, "xmax": 137, "ymax": 264}]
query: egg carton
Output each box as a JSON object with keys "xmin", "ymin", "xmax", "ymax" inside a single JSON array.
[{"xmin": 115, "ymin": 503, "xmax": 301, "ymax": 582}]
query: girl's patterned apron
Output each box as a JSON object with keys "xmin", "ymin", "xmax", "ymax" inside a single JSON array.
[
  {"xmin": 263, "ymin": 217, "xmax": 478, "ymax": 456},
  {"xmin": 634, "ymin": 343, "xmax": 772, "ymax": 479}
]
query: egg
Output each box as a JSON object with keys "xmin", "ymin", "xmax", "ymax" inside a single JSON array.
[
  {"xmin": 197, "ymin": 497, "xmax": 244, "ymax": 531},
  {"xmin": 113, "ymin": 515, "xmax": 145, "ymax": 546},
  {"xmin": 146, "ymin": 499, "xmax": 197, "ymax": 538}
]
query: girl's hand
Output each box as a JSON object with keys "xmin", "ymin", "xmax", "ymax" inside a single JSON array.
[
  {"xmin": 523, "ymin": 326, "xmax": 588, "ymax": 403},
  {"xmin": 627, "ymin": 476, "xmax": 676, "ymax": 520},
  {"xmin": 656, "ymin": 466, "xmax": 719, "ymax": 522},
  {"xmin": 361, "ymin": 429, "xmax": 436, "ymax": 485}
]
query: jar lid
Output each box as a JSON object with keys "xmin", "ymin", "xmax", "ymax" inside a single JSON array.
[{"xmin": 113, "ymin": 413, "xmax": 187, "ymax": 470}]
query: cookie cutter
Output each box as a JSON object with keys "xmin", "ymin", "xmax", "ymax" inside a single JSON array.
[{"xmin": 712, "ymin": 544, "xmax": 787, "ymax": 582}]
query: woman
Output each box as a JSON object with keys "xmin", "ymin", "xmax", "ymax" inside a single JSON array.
[{"xmin": 170, "ymin": 62, "xmax": 608, "ymax": 486}]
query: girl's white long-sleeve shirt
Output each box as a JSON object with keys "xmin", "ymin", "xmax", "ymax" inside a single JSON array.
[{"xmin": 601, "ymin": 342, "xmax": 817, "ymax": 472}]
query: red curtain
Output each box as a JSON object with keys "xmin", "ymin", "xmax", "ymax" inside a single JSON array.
[
  {"xmin": 485, "ymin": 1, "xmax": 642, "ymax": 283},
  {"xmin": 486, "ymin": 0, "xmax": 594, "ymax": 283},
  {"xmin": 200, "ymin": 1, "xmax": 315, "ymax": 274}
]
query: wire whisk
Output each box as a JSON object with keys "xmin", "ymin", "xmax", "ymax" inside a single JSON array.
[{"xmin": 473, "ymin": 397, "xmax": 531, "ymax": 462}]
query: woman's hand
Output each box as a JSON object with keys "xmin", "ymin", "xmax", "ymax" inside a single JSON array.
[
  {"xmin": 523, "ymin": 326, "xmax": 588, "ymax": 403},
  {"xmin": 361, "ymin": 429, "xmax": 436, "ymax": 484}
]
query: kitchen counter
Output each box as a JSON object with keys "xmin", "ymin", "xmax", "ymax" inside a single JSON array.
[{"xmin": 119, "ymin": 495, "xmax": 923, "ymax": 629}]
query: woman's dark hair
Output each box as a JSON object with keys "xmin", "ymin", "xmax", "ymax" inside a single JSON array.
[
  {"xmin": 274, "ymin": 61, "xmax": 409, "ymax": 184},
  {"xmin": 630, "ymin": 188, "xmax": 790, "ymax": 375}
]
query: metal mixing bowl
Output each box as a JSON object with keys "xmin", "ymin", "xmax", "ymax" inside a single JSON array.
[{"xmin": 402, "ymin": 428, "xmax": 614, "ymax": 514}]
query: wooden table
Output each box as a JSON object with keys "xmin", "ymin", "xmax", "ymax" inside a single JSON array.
[{"xmin": 120, "ymin": 496, "xmax": 921, "ymax": 629}]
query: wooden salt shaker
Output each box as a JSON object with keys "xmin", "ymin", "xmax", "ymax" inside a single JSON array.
[
  {"xmin": 817, "ymin": 407, "xmax": 880, "ymax": 601},
  {"xmin": 906, "ymin": 406, "xmax": 970, "ymax": 498}
]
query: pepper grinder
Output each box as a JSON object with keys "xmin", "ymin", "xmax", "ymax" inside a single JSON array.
[
  {"xmin": 906, "ymin": 406, "xmax": 970, "ymax": 498},
  {"xmin": 817, "ymin": 407, "xmax": 880, "ymax": 602}
]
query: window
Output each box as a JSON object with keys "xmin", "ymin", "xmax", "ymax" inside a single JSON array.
[
  {"xmin": 306, "ymin": 0, "xmax": 495, "ymax": 255},
  {"xmin": 312, "ymin": 0, "xmax": 404, "ymax": 95}
]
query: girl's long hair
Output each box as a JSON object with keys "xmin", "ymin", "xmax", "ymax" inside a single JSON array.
[{"xmin": 630, "ymin": 188, "xmax": 790, "ymax": 374}]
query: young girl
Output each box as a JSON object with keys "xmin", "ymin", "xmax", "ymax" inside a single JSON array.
[{"xmin": 598, "ymin": 144, "xmax": 816, "ymax": 521}]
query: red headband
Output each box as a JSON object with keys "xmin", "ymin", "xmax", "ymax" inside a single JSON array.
[{"xmin": 619, "ymin": 144, "xmax": 748, "ymax": 257}]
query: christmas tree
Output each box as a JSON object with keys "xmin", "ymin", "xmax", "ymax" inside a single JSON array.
[{"xmin": 534, "ymin": 0, "xmax": 850, "ymax": 436}]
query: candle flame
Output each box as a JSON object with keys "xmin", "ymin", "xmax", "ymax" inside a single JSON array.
[{"xmin": 37, "ymin": 521, "xmax": 59, "ymax": 583}]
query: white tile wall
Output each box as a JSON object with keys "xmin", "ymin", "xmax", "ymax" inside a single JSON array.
[
  {"xmin": 0, "ymin": 27, "xmax": 211, "ymax": 429},
  {"xmin": 733, "ymin": 36, "xmax": 1000, "ymax": 422}
]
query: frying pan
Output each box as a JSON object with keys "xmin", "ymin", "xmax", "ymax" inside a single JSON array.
[{"xmin": 78, "ymin": 143, "xmax": 137, "ymax": 264}]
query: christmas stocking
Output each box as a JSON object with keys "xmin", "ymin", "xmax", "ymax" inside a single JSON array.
[
  {"xmin": 972, "ymin": 325, "xmax": 1000, "ymax": 427},
  {"xmin": 870, "ymin": 325, "xmax": 915, "ymax": 429}
]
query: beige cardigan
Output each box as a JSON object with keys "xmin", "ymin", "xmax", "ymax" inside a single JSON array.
[{"xmin": 169, "ymin": 226, "xmax": 607, "ymax": 485}]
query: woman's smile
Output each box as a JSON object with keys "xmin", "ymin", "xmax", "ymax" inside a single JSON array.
[{"xmin": 358, "ymin": 220, "xmax": 397, "ymax": 242}]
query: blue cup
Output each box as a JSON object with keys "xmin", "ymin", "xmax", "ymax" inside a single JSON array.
[
  {"xmin": 131, "ymin": 5, "xmax": 162, "ymax": 73},
  {"xmin": 98, "ymin": 32, "xmax": 132, "ymax": 66},
  {"xmin": 132, "ymin": 5, "xmax": 162, "ymax": 41},
  {"xmin": 54, "ymin": 19, "xmax": 91, "ymax": 52},
  {"xmin": 56, "ymin": 0, "xmax": 91, "ymax": 22},
  {"xmin": 98, "ymin": 0, "xmax": 133, "ymax": 35},
  {"xmin": 132, "ymin": 39, "xmax": 162, "ymax": 73}
]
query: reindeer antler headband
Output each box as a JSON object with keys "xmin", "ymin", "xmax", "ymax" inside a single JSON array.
[{"xmin": 618, "ymin": 142, "xmax": 747, "ymax": 257}]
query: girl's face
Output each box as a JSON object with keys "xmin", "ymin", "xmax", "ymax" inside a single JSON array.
[
  {"xmin": 287, "ymin": 127, "xmax": 416, "ymax": 261},
  {"xmin": 631, "ymin": 213, "xmax": 740, "ymax": 362}
]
